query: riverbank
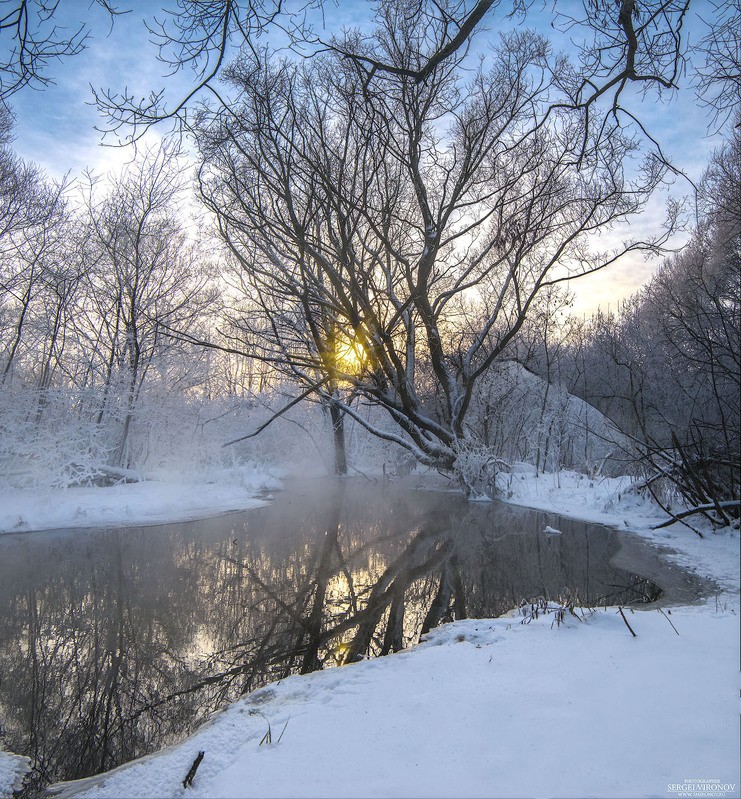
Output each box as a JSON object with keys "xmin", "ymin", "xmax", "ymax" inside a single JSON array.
[
  {"xmin": 499, "ymin": 468, "xmax": 740, "ymax": 600},
  {"xmin": 1, "ymin": 468, "xmax": 738, "ymax": 799},
  {"xmin": 46, "ymin": 603, "xmax": 739, "ymax": 799},
  {"xmin": 0, "ymin": 465, "xmax": 279, "ymax": 534}
]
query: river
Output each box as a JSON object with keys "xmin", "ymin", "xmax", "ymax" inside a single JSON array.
[{"xmin": 0, "ymin": 477, "xmax": 710, "ymax": 796}]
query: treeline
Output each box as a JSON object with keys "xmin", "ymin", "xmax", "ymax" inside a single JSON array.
[
  {"xmin": 1, "ymin": 107, "xmax": 738, "ymax": 530},
  {"xmin": 0, "ymin": 115, "xmax": 265, "ymax": 485},
  {"xmin": 523, "ymin": 128, "xmax": 740, "ymax": 529}
]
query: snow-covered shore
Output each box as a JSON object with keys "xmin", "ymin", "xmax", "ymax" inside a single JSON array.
[
  {"xmin": 47, "ymin": 606, "xmax": 739, "ymax": 799},
  {"xmin": 498, "ymin": 469, "xmax": 740, "ymax": 598},
  {"xmin": 1, "ymin": 469, "xmax": 739, "ymax": 799},
  {"xmin": 0, "ymin": 466, "xmax": 280, "ymax": 535}
]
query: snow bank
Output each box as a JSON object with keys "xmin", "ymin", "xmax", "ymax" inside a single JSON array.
[
  {"xmin": 50, "ymin": 604, "xmax": 739, "ymax": 799},
  {"xmin": 0, "ymin": 751, "xmax": 30, "ymax": 799},
  {"xmin": 0, "ymin": 466, "xmax": 280, "ymax": 534}
]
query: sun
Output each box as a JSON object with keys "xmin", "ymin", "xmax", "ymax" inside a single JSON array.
[{"xmin": 333, "ymin": 332, "xmax": 368, "ymax": 377}]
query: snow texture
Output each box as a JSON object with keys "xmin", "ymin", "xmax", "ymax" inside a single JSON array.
[
  {"xmin": 49, "ymin": 606, "xmax": 739, "ymax": 799},
  {"xmin": 0, "ymin": 468, "xmax": 279, "ymax": 534},
  {"xmin": 0, "ymin": 751, "xmax": 30, "ymax": 799}
]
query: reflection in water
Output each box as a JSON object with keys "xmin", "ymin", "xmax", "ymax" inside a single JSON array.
[{"xmin": 0, "ymin": 479, "xmax": 663, "ymax": 796}]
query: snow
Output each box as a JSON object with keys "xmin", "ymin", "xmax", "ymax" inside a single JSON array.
[
  {"xmin": 0, "ymin": 466, "xmax": 280, "ymax": 534},
  {"xmin": 1, "ymin": 467, "xmax": 739, "ymax": 799},
  {"xmin": 0, "ymin": 751, "xmax": 29, "ymax": 799},
  {"xmin": 49, "ymin": 606, "xmax": 739, "ymax": 799}
]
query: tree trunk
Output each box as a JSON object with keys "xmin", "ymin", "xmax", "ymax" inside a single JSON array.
[{"xmin": 329, "ymin": 400, "xmax": 348, "ymax": 475}]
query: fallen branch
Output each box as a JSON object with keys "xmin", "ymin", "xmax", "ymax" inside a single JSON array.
[
  {"xmin": 652, "ymin": 500, "xmax": 741, "ymax": 530},
  {"xmin": 617, "ymin": 606, "xmax": 637, "ymax": 637},
  {"xmin": 183, "ymin": 751, "xmax": 204, "ymax": 789}
]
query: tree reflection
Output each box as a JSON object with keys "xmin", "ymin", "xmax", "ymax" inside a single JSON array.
[{"xmin": 0, "ymin": 480, "xmax": 664, "ymax": 796}]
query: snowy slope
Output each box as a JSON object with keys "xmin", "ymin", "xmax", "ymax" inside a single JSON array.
[{"xmin": 48, "ymin": 605, "xmax": 739, "ymax": 799}]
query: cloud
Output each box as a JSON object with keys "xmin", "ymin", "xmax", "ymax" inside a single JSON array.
[{"xmin": 6, "ymin": 0, "xmax": 720, "ymax": 324}]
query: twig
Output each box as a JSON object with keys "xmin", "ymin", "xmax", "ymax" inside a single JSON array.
[
  {"xmin": 259, "ymin": 721, "xmax": 272, "ymax": 746},
  {"xmin": 657, "ymin": 608, "xmax": 680, "ymax": 635},
  {"xmin": 276, "ymin": 718, "xmax": 290, "ymax": 744},
  {"xmin": 617, "ymin": 606, "xmax": 637, "ymax": 637},
  {"xmin": 182, "ymin": 751, "xmax": 204, "ymax": 789}
]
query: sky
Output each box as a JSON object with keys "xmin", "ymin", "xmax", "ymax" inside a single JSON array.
[{"xmin": 5, "ymin": 0, "xmax": 728, "ymax": 317}]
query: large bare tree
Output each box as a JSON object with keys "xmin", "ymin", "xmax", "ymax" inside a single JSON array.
[
  {"xmin": 195, "ymin": 3, "xmax": 675, "ymax": 490},
  {"xmin": 87, "ymin": 0, "xmax": 698, "ymax": 151}
]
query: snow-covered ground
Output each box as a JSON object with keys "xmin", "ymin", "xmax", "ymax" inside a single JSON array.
[
  {"xmin": 0, "ymin": 465, "xmax": 280, "ymax": 534},
  {"xmin": 0, "ymin": 752, "xmax": 29, "ymax": 799},
  {"xmin": 1, "ymin": 467, "xmax": 739, "ymax": 799},
  {"xmin": 46, "ymin": 606, "xmax": 739, "ymax": 799}
]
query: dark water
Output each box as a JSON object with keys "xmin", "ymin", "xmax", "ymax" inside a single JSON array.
[{"xmin": 0, "ymin": 478, "xmax": 703, "ymax": 795}]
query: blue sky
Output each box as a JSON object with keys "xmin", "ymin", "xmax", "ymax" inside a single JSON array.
[
  {"xmin": 10, "ymin": 1, "xmax": 205, "ymax": 177},
  {"xmin": 9, "ymin": 0, "xmax": 370, "ymax": 177},
  {"xmin": 5, "ymin": 0, "xmax": 726, "ymax": 315}
]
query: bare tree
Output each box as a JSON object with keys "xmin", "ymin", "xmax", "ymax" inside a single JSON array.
[
  {"xmin": 692, "ymin": 0, "xmax": 741, "ymax": 134},
  {"xmin": 561, "ymin": 125, "xmax": 740, "ymax": 530},
  {"xmin": 0, "ymin": 0, "xmax": 726, "ymax": 156},
  {"xmin": 0, "ymin": 180, "xmax": 69, "ymax": 382},
  {"xmin": 0, "ymin": 0, "xmax": 123, "ymax": 100},
  {"xmin": 196, "ymin": 4, "xmax": 674, "ymax": 490},
  {"xmin": 217, "ymin": 263, "xmax": 354, "ymax": 474},
  {"xmin": 78, "ymin": 146, "xmax": 217, "ymax": 467},
  {"xmin": 94, "ymin": 0, "xmax": 320, "ymax": 142},
  {"xmin": 0, "ymin": 106, "xmax": 72, "ymax": 385},
  {"xmin": 88, "ymin": 0, "xmax": 704, "ymax": 157}
]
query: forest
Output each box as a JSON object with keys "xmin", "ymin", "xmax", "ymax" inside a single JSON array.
[{"xmin": 0, "ymin": 0, "xmax": 738, "ymax": 534}]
